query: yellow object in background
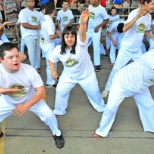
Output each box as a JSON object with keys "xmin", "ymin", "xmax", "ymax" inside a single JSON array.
[{"xmin": 42, "ymin": 94, "xmax": 46, "ymax": 102}]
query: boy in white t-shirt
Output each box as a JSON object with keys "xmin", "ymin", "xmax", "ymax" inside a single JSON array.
[
  {"xmin": 149, "ymin": 19, "xmax": 154, "ymax": 50},
  {"xmin": 39, "ymin": 2, "xmax": 61, "ymax": 88},
  {"xmin": 0, "ymin": 42, "xmax": 65, "ymax": 149},
  {"xmin": 57, "ymin": 0, "xmax": 74, "ymax": 33},
  {"xmin": 93, "ymin": 50, "xmax": 154, "ymax": 139},
  {"xmin": 102, "ymin": 0, "xmax": 154, "ymax": 98},
  {"xmin": 107, "ymin": 19, "xmax": 125, "ymax": 66},
  {"xmin": 48, "ymin": 9, "xmax": 105, "ymax": 116},
  {"xmin": 87, "ymin": 0, "xmax": 109, "ymax": 72},
  {"xmin": 56, "ymin": 0, "xmax": 74, "ymax": 45},
  {"xmin": 19, "ymin": 0, "xmax": 41, "ymax": 72}
]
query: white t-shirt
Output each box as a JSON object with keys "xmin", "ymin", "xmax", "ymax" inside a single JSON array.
[
  {"xmin": 108, "ymin": 14, "xmax": 120, "ymax": 24},
  {"xmin": 108, "ymin": 19, "xmax": 125, "ymax": 38},
  {"xmin": 39, "ymin": 15, "xmax": 55, "ymax": 45},
  {"xmin": 106, "ymin": 14, "xmax": 119, "ymax": 32},
  {"xmin": 121, "ymin": 8, "xmax": 151, "ymax": 51},
  {"xmin": 88, "ymin": 4, "xmax": 108, "ymax": 31},
  {"xmin": 48, "ymin": 36, "xmax": 94, "ymax": 79},
  {"xmin": 19, "ymin": 7, "xmax": 41, "ymax": 39},
  {"xmin": 0, "ymin": 63, "xmax": 44, "ymax": 104},
  {"xmin": 56, "ymin": 9, "xmax": 74, "ymax": 31},
  {"xmin": 0, "ymin": 11, "xmax": 2, "ymax": 20},
  {"xmin": 39, "ymin": 11, "xmax": 45, "ymax": 20},
  {"xmin": 117, "ymin": 51, "xmax": 154, "ymax": 93}
]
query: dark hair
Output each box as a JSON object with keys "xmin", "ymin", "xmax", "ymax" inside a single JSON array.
[
  {"xmin": 40, "ymin": 4, "xmax": 45, "ymax": 11},
  {"xmin": 117, "ymin": 23, "xmax": 124, "ymax": 33},
  {"xmin": 45, "ymin": 2, "xmax": 55, "ymax": 14},
  {"xmin": 142, "ymin": 0, "xmax": 152, "ymax": 4},
  {"xmin": 61, "ymin": 26, "xmax": 77, "ymax": 54},
  {"xmin": 110, "ymin": 6, "xmax": 117, "ymax": 15},
  {"xmin": 0, "ymin": 43, "xmax": 18, "ymax": 59},
  {"xmin": 62, "ymin": 0, "xmax": 68, "ymax": 4}
]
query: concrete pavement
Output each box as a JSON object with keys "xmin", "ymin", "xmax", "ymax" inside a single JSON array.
[{"xmin": 0, "ymin": 48, "xmax": 154, "ymax": 154}]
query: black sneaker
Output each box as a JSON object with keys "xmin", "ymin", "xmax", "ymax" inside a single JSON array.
[
  {"xmin": 95, "ymin": 65, "xmax": 101, "ymax": 72},
  {"xmin": 53, "ymin": 134, "xmax": 65, "ymax": 148},
  {"xmin": 0, "ymin": 130, "xmax": 3, "ymax": 138},
  {"xmin": 103, "ymin": 54, "xmax": 109, "ymax": 58},
  {"xmin": 46, "ymin": 84, "xmax": 57, "ymax": 88}
]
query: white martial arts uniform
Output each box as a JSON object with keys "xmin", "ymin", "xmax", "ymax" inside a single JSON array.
[
  {"xmin": 105, "ymin": 14, "xmax": 120, "ymax": 50},
  {"xmin": 19, "ymin": 7, "xmax": 41, "ymax": 69},
  {"xmin": 107, "ymin": 19, "xmax": 125, "ymax": 63},
  {"xmin": 56, "ymin": 9, "xmax": 74, "ymax": 45},
  {"xmin": 149, "ymin": 20, "xmax": 154, "ymax": 51},
  {"xmin": 87, "ymin": 4, "xmax": 108, "ymax": 66},
  {"xmin": 39, "ymin": 15, "xmax": 56, "ymax": 85},
  {"xmin": 96, "ymin": 51, "xmax": 154, "ymax": 137},
  {"xmin": 48, "ymin": 36, "xmax": 105, "ymax": 115},
  {"xmin": 39, "ymin": 11, "xmax": 45, "ymax": 58},
  {"xmin": 56, "ymin": 9, "xmax": 74, "ymax": 32},
  {"xmin": 105, "ymin": 8, "xmax": 151, "ymax": 91},
  {"xmin": 0, "ymin": 63, "xmax": 61, "ymax": 136}
]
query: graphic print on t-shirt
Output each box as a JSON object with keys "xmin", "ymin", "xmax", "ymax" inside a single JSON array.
[
  {"xmin": 89, "ymin": 12, "xmax": 95, "ymax": 19},
  {"xmin": 150, "ymin": 79, "xmax": 154, "ymax": 83},
  {"xmin": 65, "ymin": 58, "xmax": 78, "ymax": 67},
  {"xmin": 9, "ymin": 84, "xmax": 26, "ymax": 97},
  {"xmin": 136, "ymin": 23, "xmax": 145, "ymax": 33},
  {"xmin": 63, "ymin": 16, "xmax": 68, "ymax": 22},
  {"xmin": 32, "ymin": 16, "xmax": 38, "ymax": 23}
]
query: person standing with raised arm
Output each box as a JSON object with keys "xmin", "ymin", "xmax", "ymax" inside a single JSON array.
[
  {"xmin": 102, "ymin": 0, "xmax": 154, "ymax": 98},
  {"xmin": 48, "ymin": 9, "xmax": 105, "ymax": 116}
]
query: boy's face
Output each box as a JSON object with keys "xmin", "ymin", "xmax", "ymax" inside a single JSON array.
[
  {"xmin": 90, "ymin": 0, "xmax": 98, "ymax": 5},
  {"xmin": 26, "ymin": 0, "xmax": 35, "ymax": 9},
  {"xmin": 144, "ymin": 0, "xmax": 154, "ymax": 13},
  {"xmin": 62, "ymin": 2, "xmax": 69, "ymax": 10},
  {"xmin": 0, "ymin": 48, "xmax": 21, "ymax": 73}
]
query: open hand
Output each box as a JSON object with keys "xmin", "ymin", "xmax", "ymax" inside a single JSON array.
[
  {"xmin": 137, "ymin": 5, "xmax": 147, "ymax": 18},
  {"xmin": 80, "ymin": 8, "xmax": 89, "ymax": 25},
  {"xmin": 13, "ymin": 104, "xmax": 28, "ymax": 117}
]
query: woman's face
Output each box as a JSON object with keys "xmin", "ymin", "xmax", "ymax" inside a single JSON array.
[
  {"xmin": 111, "ymin": 9, "xmax": 117, "ymax": 16},
  {"xmin": 64, "ymin": 33, "xmax": 76, "ymax": 48}
]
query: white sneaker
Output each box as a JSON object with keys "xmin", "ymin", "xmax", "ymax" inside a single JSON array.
[
  {"xmin": 13, "ymin": 38, "xmax": 17, "ymax": 42},
  {"xmin": 102, "ymin": 90, "xmax": 109, "ymax": 98}
]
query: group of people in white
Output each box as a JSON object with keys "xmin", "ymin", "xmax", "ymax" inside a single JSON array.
[{"xmin": 1, "ymin": 0, "xmax": 154, "ymax": 149}]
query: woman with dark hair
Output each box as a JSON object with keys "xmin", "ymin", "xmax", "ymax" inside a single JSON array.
[{"xmin": 48, "ymin": 9, "xmax": 105, "ymax": 116}]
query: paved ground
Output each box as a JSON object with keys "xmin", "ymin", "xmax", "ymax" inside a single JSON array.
[{"xmin": 0, "ymin": 47, "xmax": 154, "ymax": 154}]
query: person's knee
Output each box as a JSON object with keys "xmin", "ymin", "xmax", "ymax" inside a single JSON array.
[{"xmin": 40, "ymin": 108, "xmax": 53, "ymax": 119}]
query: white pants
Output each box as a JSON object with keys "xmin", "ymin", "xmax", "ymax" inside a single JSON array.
[
  {"xmin": 106, "ymin": 35, "xmax": 111, "ymax": 50},
  {"xmin": 24, "ymin": 35, "xmax": 41, "ymax": 69},
  {"xmin": 96, "ymin": 74, "xmax": 154, "ymax": 137},
  {"xmin": 20, "ymin": 38, "xmax": 25, "ymax": 53},
  {"xmin": 0, "ymin": 97, "xmax": 61, "ymax": 136},
  {"xmin": 40, "ymin": 43, "xmax": 56, "ymax": 85},
  {"xmin": 100, "ymin": 43, "xmax": 106, "ymax": 55},
  {"xmin": 87, "ymin": 29, "xmax": 102, "ymax": 66},
  {"xmin": 110, "ymin": 33, "xmax": 124, "ymax": 64},
  {"xmin": 0, "ymin": 33, "xmax": 9, "ymax": 44},
  {"xmin": 53, "ymin": 72, "xmax": 105, "ymax": 115},
  {"xmin": 105, "ymin": 47, "xmax": 143, "ymax": 91}
]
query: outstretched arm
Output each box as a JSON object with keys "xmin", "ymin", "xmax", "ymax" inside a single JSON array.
[
  {"xmin": 123, "ymin": 6, "xmax": 148, "ymax": 32},
  {"xmin": 0, "ymin": 21, "xmax": 15, "ymax": 30},
  {"xmin": 79, "ymin": 9, "xmax": 89, "ymax": 43}
]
